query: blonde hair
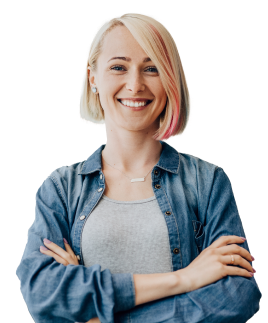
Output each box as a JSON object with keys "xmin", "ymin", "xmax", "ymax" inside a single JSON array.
[{"xmin": 80, "ymin": 13, "xmax": 190, "ymax": 140}]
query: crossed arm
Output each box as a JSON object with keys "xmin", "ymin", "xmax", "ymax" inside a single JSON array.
[{"xmin": 40, "ymin": 236, "xmax": 258, "ymax": 323}]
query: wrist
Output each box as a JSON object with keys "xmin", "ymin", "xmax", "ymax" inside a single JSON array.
[
  {"xmin": 133, "ymin": 271, "xmax": 185, "ymax": 306},
  {"xmin": 173, "ymin": 268, "xmax": 193, "ymax": 294}
]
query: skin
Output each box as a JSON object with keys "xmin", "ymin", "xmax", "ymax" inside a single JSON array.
[
  {"xmin": 86, "ymin": 317, "xmax": 101, "ymax": 323},
  {"xmin": 88, "ymin": 25, "xmax": 167, "ymax": 183}
]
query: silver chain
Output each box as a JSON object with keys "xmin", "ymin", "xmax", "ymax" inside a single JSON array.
[{"xmin": 102, "ymin": 155, "xmax": 155, "ymax": 181}]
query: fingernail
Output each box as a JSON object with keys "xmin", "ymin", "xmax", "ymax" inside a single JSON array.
[
  {"xmin": 252, "ymin": 268, "xmax": 256, "ymax": 273},
  {"xmin": 43, "ymin": 238, "xmax": 51, "ymax": 244},
  {"xmin": 249, "ymin": 272, "xmax": 254, "ymax": 277},
  {"xmin": 40, "ymin": 246, "xmax": 48, "ymax": 251},
  {"xmin": 63, "ymin": 238, "xmax": 69, "ymax": 244},
  {"xmin": 251, "ymin": 255, "xmax": 255, "ymax": 261},
  {"xmin": 240, "ymin": 237, "xmax": 246, "ymax": 241}
]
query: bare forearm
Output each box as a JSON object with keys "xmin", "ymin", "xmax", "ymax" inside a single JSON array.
[
  {"xmin": 87, "ymin": 271, "xmax": 187, "ymax": 322},
  {"xmin": 133, "ymin": 270, "xmax": 187, "ymax": 306}
]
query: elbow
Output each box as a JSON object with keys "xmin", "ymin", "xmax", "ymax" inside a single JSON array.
[{"xmin": 213, "ymin": 276, "xmax": 262, "ymax": 322}]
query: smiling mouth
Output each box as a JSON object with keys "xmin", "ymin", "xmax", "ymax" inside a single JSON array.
[{"xmin": 117, "ymin": 99, "xmax": 152, "ymax": 108}]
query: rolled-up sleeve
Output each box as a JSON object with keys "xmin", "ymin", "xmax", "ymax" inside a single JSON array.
[{"xmin": 16, "ymin": 176, "xmax": 136, "ymax": 323}]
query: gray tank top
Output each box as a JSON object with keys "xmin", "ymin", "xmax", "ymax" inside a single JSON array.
[{"xmin": 81, "ymin": 194, "xmax": 173, "ymax": 274}]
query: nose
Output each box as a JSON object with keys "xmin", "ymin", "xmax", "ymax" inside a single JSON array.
[{"xmin": 125, "ymin": 69, "xmax": 145, "ymax": 94}]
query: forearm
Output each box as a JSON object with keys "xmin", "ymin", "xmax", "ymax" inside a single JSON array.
[
  {"xmin": 133, "ymin": 270, "xmax": 187, "ymax": 306},
  {"xmin": 86, "ymin": 271, "xmax": 185, "ymax": 322}
]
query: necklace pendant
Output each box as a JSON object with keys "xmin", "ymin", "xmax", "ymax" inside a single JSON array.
[{"xmin": 131, "ymin": 177, "xmax": 145, "ymax": 183}]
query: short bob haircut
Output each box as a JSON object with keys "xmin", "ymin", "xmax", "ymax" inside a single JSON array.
[{"xmin": 80, "ymin": 13, "xmax": 190, "ymax": 141}]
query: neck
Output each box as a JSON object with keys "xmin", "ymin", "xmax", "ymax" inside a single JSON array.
[{"xmin": 102, "ymin": 140, "xmax": 162, "ymax": 178}]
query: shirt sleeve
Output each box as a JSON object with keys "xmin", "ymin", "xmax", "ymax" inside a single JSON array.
[
  {"xmin": 16, "ymin": 176, "xmax": 136, "ymax": 323},
  {"xmin": 120, "ymin": 167, "xmax": 262, "ymax": 323}
]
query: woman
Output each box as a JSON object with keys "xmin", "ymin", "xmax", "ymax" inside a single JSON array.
[{"xmin": 16, "ymin": 13, "xmax": 261, "ymax": 323}]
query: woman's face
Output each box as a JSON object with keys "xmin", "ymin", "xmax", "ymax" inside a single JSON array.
[{"xmin": 88, "ymin": 26, "xmax": 167, "ymax": 133}]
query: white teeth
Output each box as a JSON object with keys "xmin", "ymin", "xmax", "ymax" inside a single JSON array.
[{"xmin": 120, "ymin": 100, "xmax": 148, "ymax": 107}]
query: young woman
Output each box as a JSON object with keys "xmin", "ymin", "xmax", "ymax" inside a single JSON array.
[{"xmin": 16, "ymin": 13, "xmax": 261, "ymax": 323}]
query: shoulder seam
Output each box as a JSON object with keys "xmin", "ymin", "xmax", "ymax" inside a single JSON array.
[{"xmin": 49, "ymin": 175, "xmax": 68, "ymax": 210}]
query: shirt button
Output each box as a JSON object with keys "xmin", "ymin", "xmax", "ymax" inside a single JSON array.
[
  {"xmin": 98, "ymin": 188, "xmax": 103, "ymax": 192},
  {"xmin": 100, "ymin": 174, "xmax": 103, "ymax": 179},
  {"xmin": 155, "ymin": 184, "xmax": 161, "ymax": 189},
  {"xmin": 80, "ymin": 215, "xmax": 86, "ymax": 220},
  {"xmin": 173, "ymin": 248, "xmax": 180, "ymax": 254},
  {"xmin": 165, "ymin": 211, "xmax": 171, "ymax": 216},
  {"xmin": 154, "ymin": 170, "xmax": 159, "ymax": 175},
  {"xmin": 76, "ymin": 255, "xmax": 81, "ymax": 260}
]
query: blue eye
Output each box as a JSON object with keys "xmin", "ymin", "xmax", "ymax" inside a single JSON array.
[
  {"xmin": 111, "ymin": 65, "xmax": 125, "ymax": 71},
  {"xmin": 110, "ymin": 65, "xmax": 158, "ymax": 73},
  {"xmin": 145, "ymin": 67, "xmax": 158, "ymax": 73}
]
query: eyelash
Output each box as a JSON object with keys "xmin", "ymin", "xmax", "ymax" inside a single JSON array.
[{"xmin": 110, "ymin": 65, "xmax": 158, "ymax": 73}]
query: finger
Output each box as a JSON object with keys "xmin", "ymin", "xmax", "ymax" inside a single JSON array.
[
  {"xmin": 223, "ymin": 266, "xmax": 253, "ymax": 278},
  {"xmin": 63, "ymin": 239, "xmax": 79, "ymax": 265},
  {"xmin": 222, "ymin": 255, "xmax": 254, "ymax": 273},
  {"xmin": 208, "ymin": 235, "xmax": 246, "ymax": 249},
  {"xmin": 43, "ymin": 238, "xmax": 71, "ymax": 261},
  {"xmin": 225, "ymin": 244, "xmax": 252, "ymax": 262},
  {"xmin": 63, "ymin": 238, "xmax": 76, "ymax": 257},
  {"xmin": 214, "ymin": 244, "xmax": 254, "ymax": 272},
  {"xmin": 40, "ymin": 246, "xmax": 68, "ymax": 266},
  {"xmin": 214, "ymin": 244, "xmax": 252, "ymax": 262}
]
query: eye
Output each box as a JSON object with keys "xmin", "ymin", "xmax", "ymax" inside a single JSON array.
[
  {"xmin": 145, "ymin": 66, "xmax": 158, "ymax": 73},
  {"xmin": 111, "ymin": 65, "xmax": 158, "ymax": 73},
  {"xmin": 110, "ymin": 65, "xmax": 126, "ymax": 71}
]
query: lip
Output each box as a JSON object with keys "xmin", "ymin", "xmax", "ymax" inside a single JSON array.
[
  {"xmin": 117, "ymin": 99, "xmax": 152, "ymax": 111},
  {"xmin": 117, "ymin": 98, "xmax": 153, "ymax": 102}
]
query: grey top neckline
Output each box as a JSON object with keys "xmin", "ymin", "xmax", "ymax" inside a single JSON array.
[{"xmin": 102, "ymin": 194, "xmax": 156, "ymax": 204}]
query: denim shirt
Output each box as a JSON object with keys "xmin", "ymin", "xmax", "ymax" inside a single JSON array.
[{"xmin": 16, "ymin": 141, "xmax": 262, "ymax": 323}]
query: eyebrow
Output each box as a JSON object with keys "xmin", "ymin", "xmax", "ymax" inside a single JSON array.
[{"xmin": 107, "ymin": 56, "xmax": 151, "ymax": 63}]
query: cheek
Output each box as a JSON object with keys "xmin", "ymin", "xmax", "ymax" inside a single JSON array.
[
  {"xmin": 101, "ymin": 77, "xmax": 122, "ymax": 101},
  {"xmin": 156, "ymin": 85, "xmax": 167, "ymax": 107},
  {"xmin": 152, "ymin": 79, "xmax": 166, "ymax": 99}
]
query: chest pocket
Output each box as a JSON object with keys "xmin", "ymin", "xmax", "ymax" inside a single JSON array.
[{"xmin": 192, "ymin": 220, "xmax": 205, "ymax": 254}]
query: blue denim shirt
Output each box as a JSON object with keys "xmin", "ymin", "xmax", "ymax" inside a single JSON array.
[{"xmin": 16, "ymin": 141, "xmax": 262, "ymax": 323}]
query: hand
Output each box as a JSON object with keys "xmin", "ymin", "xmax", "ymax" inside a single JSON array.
[
  {"xmin": 177, "ymin": 235, "xmax": 255, "ymax": 293},
  {"xmin": 40, "ymin": 238, "xmax": 79, "ymax": 266}
]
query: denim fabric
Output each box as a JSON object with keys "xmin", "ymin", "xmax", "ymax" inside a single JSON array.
[{"xmin": 16, "ymin": 141, "xmax": 262, "ymax": 323}]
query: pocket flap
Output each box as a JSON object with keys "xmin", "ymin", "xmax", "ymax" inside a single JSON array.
[{"xmin": 192, "ymin": 220, "xmax": 205, "ymax": 253}]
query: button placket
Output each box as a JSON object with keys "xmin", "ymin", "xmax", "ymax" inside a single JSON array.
[{"xmin": 77, "ymin": 214, "xmax": 87, "ymax": 261}]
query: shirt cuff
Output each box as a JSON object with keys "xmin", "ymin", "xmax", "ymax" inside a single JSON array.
[{"xmin": 111, "ymin": 273, "xmax": 136, "ymax": 313}]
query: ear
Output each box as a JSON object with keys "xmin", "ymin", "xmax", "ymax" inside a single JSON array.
[
  {"xmin": 87, "ymin": 66, "xmax": 97, "ymax": 88},
  {"xmin": 87, "ymin": 66, "xmax": 91, "ymax": 79}
]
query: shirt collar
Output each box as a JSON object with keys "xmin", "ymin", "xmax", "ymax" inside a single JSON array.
[{"xmin": 78, "ymin": 140, "xmax": 180, "ymax": 175}]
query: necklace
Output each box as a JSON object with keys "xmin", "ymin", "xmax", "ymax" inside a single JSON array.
[{"xmin": 102, "ymin": 155, "xmax": 155, "ymax": 183}]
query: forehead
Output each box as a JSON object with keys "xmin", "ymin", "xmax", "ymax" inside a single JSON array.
[{"xmin": 100, "ymin": 26, "xmax": 148, "ymax": 61}]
